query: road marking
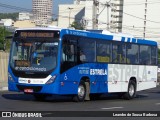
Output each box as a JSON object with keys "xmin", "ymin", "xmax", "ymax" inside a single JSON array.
[
  {"xmin": 155, "ymin": 103, "xmax": 160, "ymax": 105},
  {"xmin": 101, "ymin": 107, "xmax": 124, "ymax": 110},
  {"xmin": 138, "ymin": 94, "xmax": 148, "ymax": 96}
]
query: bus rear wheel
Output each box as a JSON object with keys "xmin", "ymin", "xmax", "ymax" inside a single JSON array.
[
  {"xmin": 73, "ymin": 81, "xmax": 86, "ymax": 102},
  {"xmin": 123, "ymin": 81, "xmax": 136, "ymax": 100}
]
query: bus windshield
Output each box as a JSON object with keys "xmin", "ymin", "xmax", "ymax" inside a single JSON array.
[{"xmin": 10, "ymin": 38, "xmax": 59, "ymax": 73}]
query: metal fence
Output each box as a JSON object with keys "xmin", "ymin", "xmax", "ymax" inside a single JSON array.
[{"xmin": 0, "ymin": 51, "xmax": 9, "ymax": 82}]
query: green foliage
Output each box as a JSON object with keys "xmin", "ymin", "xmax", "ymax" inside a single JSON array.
[
  {"xmin": 0, "ymin": 27, "xmax": 4, "ymax": 49},
  {"xmin": 0, "ymin": 26, "xmax": 11, "ymax": 51},
  {"xmin": 0, "ymin": 13, "xmax": 18, "ymax": 21},
  {"xmin": 0, "ymin": 43, "xmax": 3, "ymax": 50},
  {"xmin": 71, "ymin": 21, "xmax": 84, "ymax": 30}
]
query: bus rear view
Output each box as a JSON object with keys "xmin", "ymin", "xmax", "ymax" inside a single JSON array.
[{"xmin": 8, "ymin": 29, "xmax": 60, "ymax": 100}]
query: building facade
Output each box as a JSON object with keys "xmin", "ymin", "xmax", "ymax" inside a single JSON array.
[
  {"xmin": 58, "ymin": 1, "xmax": 85, "ymax": 28},
  {"xmin": 35, "ymin": 0, "xmax": 160, "ymax": 43},
  {"xmin": 32, "ymin": 0, "xmax": 53, "ymax": 26},
  {"xmin": 84, "ymin": 0, "xmax": 160, "ymax": 42},
  {"xmin": 122, "ymin": 0, "xmax": 160, "ymax": 42},
  {"xmin": 0, "ymin": 19, "xmax": 14, "ymax": 27},
  {"xmin": 84, "ymin": 0, "xmax": 123, "ymax": 32},
  {"xmin": 19, "ymin": 12, "xmax": 32, "ymax": 21}
]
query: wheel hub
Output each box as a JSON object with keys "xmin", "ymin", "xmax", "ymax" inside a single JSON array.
[
  {"xmin": 129, "ymin": 84, "xmax": 135, "ymax": 97},
  {"xmin": 78, "ymin": 85, "xmax": 85, "ymax": 98}
]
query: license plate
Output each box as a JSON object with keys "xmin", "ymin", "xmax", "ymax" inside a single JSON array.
[{"xmin": 24, "ymin": 89, "xmax": 33, "ymax": 93}]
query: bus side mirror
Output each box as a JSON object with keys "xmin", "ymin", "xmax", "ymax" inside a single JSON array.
[{"xmin": 5, "ymin": 36, "xmax": 13, "ymax": 39}]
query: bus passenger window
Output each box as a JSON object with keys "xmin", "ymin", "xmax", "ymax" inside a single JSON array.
[
  {"xmin": 63, "ymin": 43, "xmax": 74, "ymax": 62},
  {"xmin": 127, "ymin": 44, "xmax": 139, "ymax": 64},
  {"xmin": 112, "ymin": 43, "xmax": 126, "ymax": 64},
  {"xmin": 96, "ymin": 41, "xmax": 110, "ymax": 63},
  {"xmin": 80, "ymin": 51, "xmax": 86, "ymax": 62},
  {"xmin": 78, "ymin": 38, "xmax": 96, "ymax": 63},
  {"xmin": 151, "ymin": 46, "xmax": 157, "ymax": 65},
  {"xmin": 140, "ymin": 45, "xmax": 151, "ymax": 65}
]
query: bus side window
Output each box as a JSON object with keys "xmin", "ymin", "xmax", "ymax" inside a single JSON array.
[
  {"xmin": 140, "ymin": 45, "xmax": 151, "ymax": 65},
  {"xmin": 78, "ymin": 37, "xmax": 96, "ymax": 63},
  {"xmin": 63, "ymin": 42, "xmax": 74, "ymax": 62},
  {"xmin": 112, "ymin": 50, "xmax": 118, "ymax": 63},
  {"xmin": 61, "ymin": 36, "xmax": 78, "ymax": 73},
  {"xmin": 112, "ymin": 43, "xmax": 126, "ymax": 63},
  {"xmin": 96, "ymin": 41, "xmax": 110, "ymax": 63},
  {"xmin": 127, "ymin": 44, "xmax": 139, "ymax": 64},
  {"xmin": 151, "ymin": 46, "xmax": 157, "ymax": 65}
]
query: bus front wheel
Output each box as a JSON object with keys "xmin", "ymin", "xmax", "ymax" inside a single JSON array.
[
  {"xmin": 123, "ymin": 81, "xmax": 136, "ymax": 100},
  {"xmin": 73, "ymin": 81, "xmax": 86, "ymax": 102}
]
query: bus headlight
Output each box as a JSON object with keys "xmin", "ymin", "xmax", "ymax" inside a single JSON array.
[
  {"xmin": 8, "ymin": 72, "xmax": 14, "ymax": 82},
  {"xmin": 46, "ymin": 75, "xmax": 57, "ymax": 84}
]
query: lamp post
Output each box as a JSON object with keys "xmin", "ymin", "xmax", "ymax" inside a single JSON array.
[{"xmin": 68, "ymin": 7, "xmax": 73, "ymax": 28}]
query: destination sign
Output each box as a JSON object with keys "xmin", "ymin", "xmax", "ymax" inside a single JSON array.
[
  {"xmin": 20, "ymin": 32, "xmax": 54, "ymax": 38},
  {"xmin": 14, "ymin": 30, "xmax": 60, "ymax": 38},
  {"xmin": 15, "ymin": 60, "xmax": 31, "ymax": 67}
]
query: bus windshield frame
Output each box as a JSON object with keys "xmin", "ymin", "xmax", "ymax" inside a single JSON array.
[{"xmin": 9, "ymin": 30, "xmax": 60, "ymax": 78}]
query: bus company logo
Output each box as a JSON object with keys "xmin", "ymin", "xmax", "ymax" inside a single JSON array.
[
  {"xmin": 90, "ymin": 69, "xmax": 107, "ymax": 75},
  {"xmin": 28, "ymin": 80, "xmax": 31, "ymax": 83}
]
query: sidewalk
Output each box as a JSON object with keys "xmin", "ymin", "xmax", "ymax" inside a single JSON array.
[{"xmin": 0, "ymin": 80, "xmax": 8, "ymax": 91}]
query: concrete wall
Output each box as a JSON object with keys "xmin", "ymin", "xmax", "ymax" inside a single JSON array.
[
  {"xmin": 14, "ymin": 20, "xmax": 36, "ymax": 28},
  {"xmin": 0, "ymin": 51, "xmax": 9, "ymax": 82}
]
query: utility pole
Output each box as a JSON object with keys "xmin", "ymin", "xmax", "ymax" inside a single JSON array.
[
  {"xmin": 106, "ymin": 1, "xmax": 111, "ymax": 30},
  {"xmin": 93, "ymin": 0, "xmax": 99, "ymax": 29},
  {"xmin": 98, "ymin": 0, "xmax": 111, "ymax": 30},
  {"xmin": 68, "ymin": 7, "xmax": 73, "ymax": 28},
  {"xmin": 143, "ymin": 0, "xmax": 147, "ymax": 39}
]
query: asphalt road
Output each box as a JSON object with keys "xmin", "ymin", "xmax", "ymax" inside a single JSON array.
[{"xmin": 0, "ymin": 86, "xmax": 160, "ymax": 120}]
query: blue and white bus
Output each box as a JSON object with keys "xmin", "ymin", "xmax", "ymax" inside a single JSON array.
[{"xmin": 8, "ymin": 27, "xmax": 158, "ymax": 102}]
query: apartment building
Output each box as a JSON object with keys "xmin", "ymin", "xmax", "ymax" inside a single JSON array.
[{"xmin": 32, "ymin": 0, "xmax": 53, "ymax": 26}]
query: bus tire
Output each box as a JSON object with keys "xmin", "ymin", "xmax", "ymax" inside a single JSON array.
[
  {"xmin": 73, "ymin": 81, "xmax": 86, "ymax": 102},
  {"xmin": 123, "ymin": 81, "xmax": 136, "ymax": 100}
]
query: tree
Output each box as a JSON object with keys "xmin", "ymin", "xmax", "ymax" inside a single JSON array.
[
  {"xmin": 0, "ymin": 13, "xmax": 18, "ymax": 21},
  {"xmin": 0, "ymin": 27, "xmax": 11, "ymax": 51},
  {"xmin": 70, "ymin": 21, "xmax": 84, "ymax": 30}
]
